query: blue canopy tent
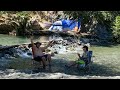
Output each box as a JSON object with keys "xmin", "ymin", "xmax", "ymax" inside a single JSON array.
[{"xmin": 49, "ymin": 18, "xmax": 81, "ymax": 31}]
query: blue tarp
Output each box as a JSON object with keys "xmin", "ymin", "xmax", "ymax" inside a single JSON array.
[{"xmin": 49, "ymin": 18, "xmax": 81, "ymax": 31}]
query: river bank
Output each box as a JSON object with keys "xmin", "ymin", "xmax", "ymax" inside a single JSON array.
[
  {"xmin": 0, "ymin": 43, "xmax": 120, "ymax": 79},
  {"xmin": 1, "ymin": 69, "xmax": 120, "ymax": 79},
  {"xmin": 0, "ymin": 44, "xmax": 120, "ymax": 79},
  {"xmin": 0, "ymin": 34, "xmax": 120, "ymax": 79}
]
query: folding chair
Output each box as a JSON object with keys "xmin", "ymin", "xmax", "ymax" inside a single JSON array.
[
  {"xmin": 31, "ymin": 46, "xmax": 43, "ymax": 69},
  {"xmin": 85, "ymin": 51, "xmax": 93, "ymax": 71},
  {"xmin": 77, "ymin": 51, "xmax": 93, "ymax": 72}
]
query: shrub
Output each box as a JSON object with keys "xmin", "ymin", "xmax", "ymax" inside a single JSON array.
[{"xmin": 112, "ymin": 16, "xmax": 120, "ymax": 43}]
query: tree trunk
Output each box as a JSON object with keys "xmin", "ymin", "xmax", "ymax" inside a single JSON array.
[{"xmin": 80, "ymin": 22, "xmax": 86, "ymax": 33}]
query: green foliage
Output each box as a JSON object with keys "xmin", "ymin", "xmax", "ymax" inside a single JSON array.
[
  {"xmin": 9, "ymin": 11, "xmax": 30, "ymax": 36},
  {"xmin": 16, "ymin": 11, "xmax": 30, "ymax": 17},
  {"xmin": 63, "ymin": 11, "xmax": 116, "ymax": 25},
  {"xmin": 16, "ymin": 17, "xmax": 29, "ymax": 36},
  {"xmin": 112, "ymin": 16, "xmax": 120, "ymax": 43},
  {"xmin": 1, "ymin": 11, "xmax": 120, "ymax": 43},
  {"xmin": 0, "ymin": 11, "xmax": 6, "ymax": 15},
  {"xmin": 63, "ymin": 11, "xmax": 120, "ymax": 43}
]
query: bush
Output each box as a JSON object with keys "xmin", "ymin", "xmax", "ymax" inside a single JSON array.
[
  {"xmin": 112, "ymin": 16, "xmax": 120, "ymax": 43},
  {"xmin": 15, "ymin": 12, "xmax": 31, "ymax": 36},
  {"xmin": 16, "ymin": 17, "xmax": 29, "ymax": 36}
]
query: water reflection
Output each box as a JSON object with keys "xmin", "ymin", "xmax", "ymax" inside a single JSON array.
[
  {"xmin": 0, "ymin": 33, "xmax": 86, "ymax": 59},
  {"xmin": 39, "ymin": 36, "xmax": 49, "ymax": 42},
  {"xmin": 0, "ymin": 34, "xmax": 29, "ymax": 45},
  {"xmin": 0, "ymin": 34, "xmax": 50, "ymax": 45}
]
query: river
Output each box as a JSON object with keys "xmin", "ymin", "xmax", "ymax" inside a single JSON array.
[
  {"xmin": 0, "ymin": 34, "xmax": 51, "ymax": 45},
  {"xmin": 0, "ymin": 34, "xmax": 120, "ymax": 78}
]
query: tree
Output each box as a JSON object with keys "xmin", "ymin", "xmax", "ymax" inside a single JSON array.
[
  {"xmin": 112, "ymin": 16, "xmax": 120, "ymax": 43},
  {"xmin": 63, "ymin": 11, "xmax": 118, "ymax": 32}
]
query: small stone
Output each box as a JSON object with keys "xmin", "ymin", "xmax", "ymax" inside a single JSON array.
[{"xmin": 27, "ymin": 53, "xmax": 32, "ymax": 55}]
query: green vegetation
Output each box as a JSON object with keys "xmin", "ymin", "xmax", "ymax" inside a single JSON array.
[
  {"xmin": 64, "ymin": 11, "xmax": 120, "ymax": 43},
  {"xmin": 16, "ymin": 16, "xmax": 29, "ymax": 36},
  {"xmin": 112, "ymin": 16, "xmax": 120, "ymax": 43},
  {"xmin": 0, "ymin": 11, "xmax": 120, "ymax": 43}
]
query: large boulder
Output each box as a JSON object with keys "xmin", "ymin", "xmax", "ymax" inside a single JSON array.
[
  {"xmin": 0, "ymin": 15, "xmax": 17, "ymax": 34},
  {"xmin": 31, "ymin": 20, "xmax": 43, "ymax": 30},
  {"xmin": 0, "ymin": 24, "xmax": 14, "ymax": 34}
]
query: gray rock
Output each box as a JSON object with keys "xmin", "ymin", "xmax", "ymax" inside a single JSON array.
[
  {"xmin": 0, "ymin": 53, "xmax": 4, "ymax": 57},
  {"xmin": 9, "ymin": 48, "xmax": 17, "ymax": 53},
  {"xmin": 54, "ymin": 51, "xmax": 58, "ymax": 54},
  {"xmin": 4, "ymin": 54, "xmax": 11, "ymax": 59},
  {"xmin": 80, "ymin": 38, "xmax": 90, "ymax": 44},
  {"xmin": 4, "ymin": 50, "xmax": 13, "ymax": 55},
  {"xmin": 27, "ymin": 52, "xmax": 32, "ymax": 56}
]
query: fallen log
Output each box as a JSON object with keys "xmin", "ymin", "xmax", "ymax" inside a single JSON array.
[
  {"xmin": 0, "ymin": 41, "xmax": 50, "ymax": 51},
  {"xmin": 0, "ymin": 45, "xmax": 19, "ymax": 51},
  {"xmin": 25, "ymin": 30, "xmax": 81, "ymax": 37}
]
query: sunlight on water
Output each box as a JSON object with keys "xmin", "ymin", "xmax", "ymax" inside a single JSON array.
[
  {"xmin": 0, "ymin": 34, "xmax": 50, "ymax": 45},
  {"xmin": 0, "ymin": 34, "xmax": 30, "ymax": 45}
]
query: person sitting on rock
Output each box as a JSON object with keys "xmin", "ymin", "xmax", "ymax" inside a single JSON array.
[
  {"xmin": 65, "ymin": 45, "xmax": 89, "ymax": 68},
  {"xmin": 30, "ymin": 36, "xmax": 54, "ymax": 69}
]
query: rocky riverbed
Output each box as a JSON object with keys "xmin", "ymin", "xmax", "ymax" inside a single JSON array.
[
  {"xmin": 0, "ymin": 35, "xmax": 92, "ymax": 79},
  {"xmin": 0, "ymin": 35, "xmax": 90, "ymax": 60},
  {"xmin": 1, "ymin": 69, "xmax": 120, "ymax": 79},
  {"xmin": 0, "ymin": 35, "xmax": 119, "ymax": 79}
]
